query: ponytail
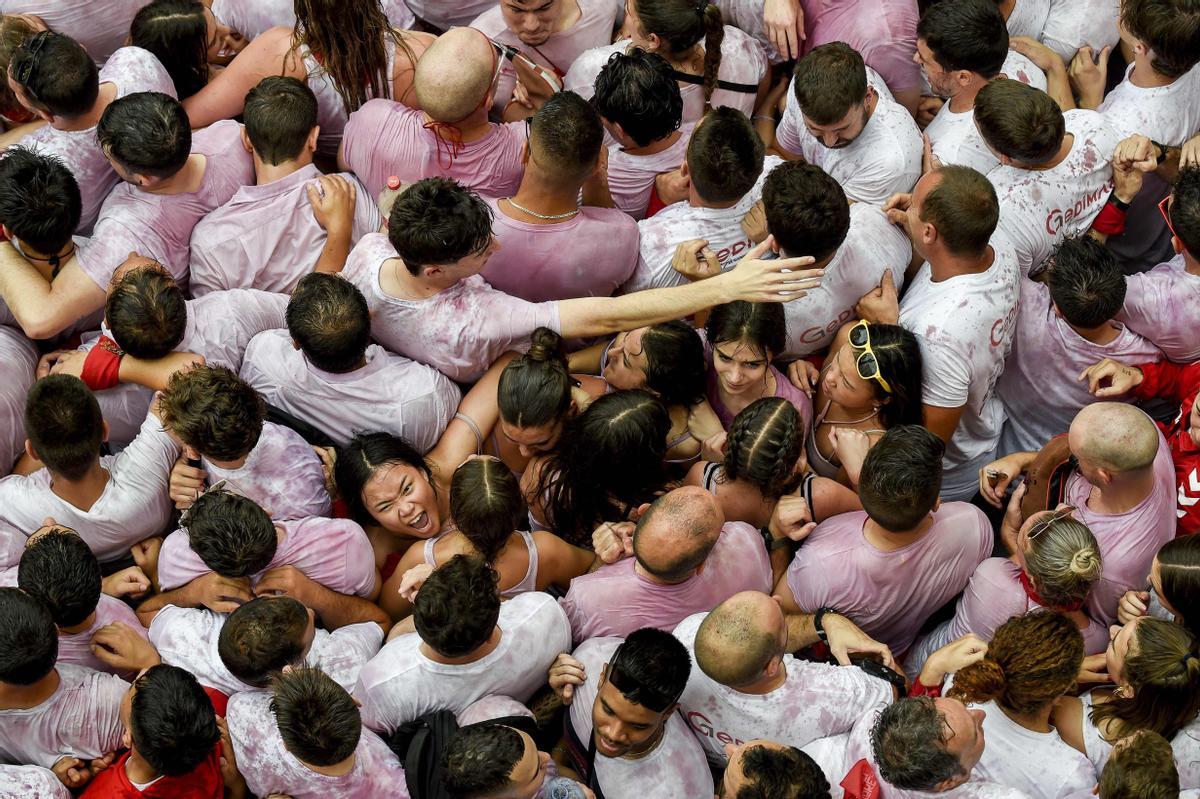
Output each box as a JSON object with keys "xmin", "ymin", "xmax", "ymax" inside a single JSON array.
[
  {"xmin": 700, "ymin": 2, "xmax": 724, "ymax": 106},
  {"xmin": 634, "ymin": 0, "xmax": 725, "ymax": 105}
]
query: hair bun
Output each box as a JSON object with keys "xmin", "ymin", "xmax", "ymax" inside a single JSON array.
[
  {"xmin": 1068, "ymin": 548, "xmax": 1102, "ymax": 581},
  {"xmin": 525, "ymin": 327, "xmax": 566, "ymax": 364}
]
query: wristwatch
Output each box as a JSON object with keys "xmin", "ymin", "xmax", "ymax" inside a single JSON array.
[
  {"xmin": 759, "ymin": 525, "xmax": 793, "ymax": 552},
  {"xmin": 814, "ymin": 606, "xmax": 837, "ymax": 643}
]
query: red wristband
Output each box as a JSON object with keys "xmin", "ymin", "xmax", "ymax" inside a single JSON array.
[
  {"xmin": 909, "ymin": 677, "xmax": 943, "ymax": 697},
  {"xmin": 79, "ymin": 336, "xmax": 124, "ymax": 391},
  {"xmin": 1092, "ymin": 201, "xmax": 1127, "ymax": 236}
]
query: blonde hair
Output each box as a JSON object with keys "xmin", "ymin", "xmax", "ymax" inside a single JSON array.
[{"xmin": 1024, "ymin": 516, "xmax": 1102, "ymax": 608}]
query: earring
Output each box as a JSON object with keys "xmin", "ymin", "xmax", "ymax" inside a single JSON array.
[{"xmin": 1114, "ymin": 685, "xmax": 1130, "ymax": 699}]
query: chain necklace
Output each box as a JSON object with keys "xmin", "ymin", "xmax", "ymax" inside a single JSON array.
[{"xmin": 505, "ymin": 197, "xmax": 579, "ymax": 220}]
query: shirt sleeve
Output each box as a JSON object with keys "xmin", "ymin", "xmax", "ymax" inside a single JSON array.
[
  {"xmin": 776, "ymin": 96, "xmax": 806, "ymax": 156},
  {"xmin": 1134, "ymin": 360, "xmax": 1200, "ymax": 405},
  {"xmin": 342, "ymin": 522, "xmax": 379, "ymax": 598},
  {"xmin": 156, "ymin": 531, "xmax": 209, "ymax": 592},
  {"xmin": 111, "ymin": 409, "xmax": 181, "ymax": 494},
  {"xmin": 916, "ymin": 336, "xmax": 972, "ymax": 409}
]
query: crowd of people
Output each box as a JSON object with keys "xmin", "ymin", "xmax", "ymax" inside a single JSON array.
[{"xmin": 0, "ymin": 0, "xmax": 1198, "ymax": 796}]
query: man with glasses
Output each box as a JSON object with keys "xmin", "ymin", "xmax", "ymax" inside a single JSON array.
[{"xmin": 338, "ymin": 26, "xmax": 529, "ymax": 202}]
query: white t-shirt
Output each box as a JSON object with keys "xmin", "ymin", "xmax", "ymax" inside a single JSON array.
[
  {"xmin": 898, "ymin": 244, "xmax": 1021, "ymax": 501},
  {"xmin": 567, "ymin": 637, "xmax": 715, "ymax": 799},
  {"xmin": 0, "ymin": 325, "xmax": 36, "ymax": 477},
  {"xmin": 604, "ymin": 125, "xmax": 692, "ymax": 220},
  {"xmin": 1006, "ymin": 0, "xmax": 1051, "ymax": 39},
  {"xmin": 202, "ymin": 422, "xmax": 331, "ymax": 521},
  {"xmin": 0, "ymin": 664, "xmax": 127, "ymax": 769},
  {"xmin": 1173, "ymin": 714, "xmax": 1200, "ymax": 790},
  {"xmin": 0, "ymin": 410, "xmax": 179, "ymax": 562},
  {"xmin": 781, "ymin": 202, "xmax": 911, "ymax": 357},
  {"xmin": 971, "ymin": 700, "xmax": 1095, "ymax": 799},
  {"xmin": 990, "ymin": 109, "xmax": 1119, "ymax": 278},
  {"xmin": 226, "ymin": 689, "xmax": 410, "ymax": 799},
  {"xmin": 997, "ymin": 278, "xmax": 1163, "ymax": 453},
  {"xmin": 626, "ymin": 156, "xmax": 783, "ymax": 293},
  {"xmin": 1040, "ymin": 0, "xmax": 1120, "ymax": 61},
  {"xmin": 355, "ymin": 592, "xmax": 571, "ymax": 734},
  {"xmin": 777, "ymin": 67, "xmax": 923, "ymax": 204},
  {"xmin": 1120, "ymin": 254, "xmax": 1200, "ymax": 363},
  {"xmin": 241, "ymin": 329, "xmax": 460, "ymax": 452},
  {"xmin": 149, "ymin": 604, "xmax": 383, "ymax": 695},
  {"xmin": 673, "ymin": 612, "xmax": 893, "ymax": 765},
  {"xmin": 0, "ymin": 765, "xmax": 69, "ymax": 799}
]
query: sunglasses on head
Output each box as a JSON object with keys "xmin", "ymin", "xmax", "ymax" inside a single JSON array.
[
  {"xmin": 847, "ymin": 320, "xmax": 892, "ymax": 394},
  {"xmin": 1027, "ymin": 505, "xmax": 1076, "ymax": 542},
  {"xmin": 1160, "ymin": 194, "xmax": 1178, "ymax": 242},
  {"xmin": 13, "ymin": 30, "xmax": 50, "ymax": 92}
]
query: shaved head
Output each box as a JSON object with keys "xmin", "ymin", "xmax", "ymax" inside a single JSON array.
[
  {"xmin": 1069, "ymin": 403, "xmax": 1160, "ymax": 473},
  {"xmin": 414, "ymin": 28, "xmax": 495, "ymax": 122},
  {"xmin": 695, "ymin": 592, "xmax": 784, "ymax": 687},
  {"xmin": 633, "ymin": 486, "xmax": 723, "ymax": 581}
]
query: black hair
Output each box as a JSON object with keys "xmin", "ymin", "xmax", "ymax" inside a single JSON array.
[
  {"xmin": 105, "ymin": 262, "xmax": 188, "ymax": 359},
  {"xmin": 270, "ymin": 667, "xmax": 362, "ymax": 766},
  {"xmin": 686, "ymin": 107, "xmax": 765, "ymax": 203},
  {"xmin": 8, "ymin": 31, "xmax": 98, "ymax": 117},
  {"xmin": 1169, "ymin": 166, "xmax": 1200, "ymax": 257},
  {"xmin": 628, "ymin": 321, "xmax": 708, "ymax": 406},
  {"xmin": 1121, "ymin": 0, "xmax": 1200, "ymax": 78},
  {"xmin": 705, "ymin": 300, "xmax": 786, "ymax": 360},
  {"xmin": 0, "ymin": 146, "xmax": 81, "ymax": 253},
  {"xmin": 243, "ymin": 75, "xmax": 320, "ymax": 165},
  {"xmin": 0, "ymin": 587, "xmax": 58, "ymax": 685},
  {"xmin": 736, "ymin": 745, "xmax": 832, "ymax": 799},
  {"xmin": 131, "ymin": 664, "xmax": 221, "ymax": 776},
  {"xmin": 793, "ymin": 42, "xmax": 868, "ymax": 126},
  {"xmin": 217, "ymin": 596, "xmax": 310, "ymax": 687},
  {"xmin": 450, "ymin": 458, "xmax": 525, "ymax": 563},
  {"xmin": 1047, "ymin": 237, "xmax": 1127, "ymax": 329},
  {"xmin": 1157, "ymin": 534, "xmax": 1200, "ymax": 641},
  {"xmin": 414, "ymin": 555, "xmax": 501, "ymax": 657},
  {"xmin": 871, "ymin": 698, "xmax": 966, "ymax": 790},
  {"xmin": 498, "ymin": 327, "xmax": 572, "ymax": 429},
  {"xmin": 530, "ymin": 90, "xmax": 603, "ymax": 186},
  {"xmin": 286, "ymin": 273, "xmax": 371, "ymax": 374},
  {"xmin": 18, "ymin": 527, "xmax": 101, "ymax": 627},
  {"xmin": 130, "ymin": 0, "xmax": 209, "ymax": 100},
  {"xmin": 96, "ymin": 92, "xmax": 192, "ymax": 179},
  {"xmin": 849, "ymin": 322, "xmax": 926, "ymax": 430},
  {"xmin": 24, "ymin": 375, "xmax": 102, "ymax": 481},
  {"xmin": 606, "ymin": 627, "xmax": 691, "ymax": 712},
  {"xmin": 388, "ymin": 178, "xmax": 493, "ymax": 275},
  {"xmin": 632, "ymin": 0, "xmax": 725, "ymax": 105},
  {"xmin": 974, "ymin": 80, "xmax": 1065, "ymax": 165},
  {"xmin": 182, "ymin": 489, "xmax": 278, "ymax": 579},
  {"xmin": 592, "ymin": 47, "xmax": 683, "ymax": 147},
  {"xmin": 858, "ymin": 425, "xmax": 944, "ymax": 531},
  {"xmin": 442, "ymin": 723, "xmax": 526, "ymax": 797},
  {"xmin": 723, "ymin": 398, "xmax": 804, "ymax": 500},
  {"xmin": 335, "ymin": 432, "xmax": 432, "ymax": 526},
  {"xmin": 917, "ymin": 0, "xmax": 1008, "ymax": 77},
  {"xmin": 763, "ymin": 161, "xmax": 849, "ymax": 262}
]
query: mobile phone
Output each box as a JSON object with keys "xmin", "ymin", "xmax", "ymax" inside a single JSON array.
[{"xmin": 852, "ymin": 656, "xmax": 908, "ymax": 697}]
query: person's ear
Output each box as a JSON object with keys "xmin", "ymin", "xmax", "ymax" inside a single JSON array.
[
  {"xmin": 1096, "ymin": 467, "xmax": 1114, "ymax": 486},
  {"xmin": 680, "ymin": 161, "xmax": 690, "ymax": 179},
  {"xmin": 921, "ymin": 220, "xmax": 937, "ymax": 248},
  {"xmin": 645, "ymin": 32, "xmax": 663, "ymax": 52},
  {"xmin": 240, "ymin": 127, "xmax": 254, "ymax": 155},
  {"xmin": 521, "ymin": 140, "xmax": 531, "ymax": 165},
  {"xmin": 23, "ymin": 439, "xmax": 36, "ymax": 461},
  {"xmin": 101, "ymin": 419, "xmax": 110, "ymax": 444},
  {"xmin": 931, "ymin": 497, "xmax": 942, "ymax": 514},
  {"xmin": 935, "ymin": 772, "xmax": 971, "ymax": 792},
  {"xmin": 766, "ymin": 654, "xmax": 783, "ymax": 679},
  {"xmin": 291, "ymin": 339, "xmax": 302, "ymax": 351},
  {"xmin": 1050, "ymin": 301, "xmax": 1063, "ymax": 319},
  {"xmin": 306, "ymin": 125, "xmax": 320, "ymax": 154}
]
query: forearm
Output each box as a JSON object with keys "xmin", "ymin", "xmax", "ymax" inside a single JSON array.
[
  {"xmin": 136, "ymin": 583, "xmax": 201, "ymax": 625},
  {"xmin": 559, "ymin": 274, "xmax": 735, "ymax": 338},
  {"xmin": 1045, "ymin": 64, "xmax": 1077, "ymax": 111},
  {"xmin": 0, "ymin": 246, "xmax": 78, "ymax": 339},
  {"xmin": 567, "ymin": 342, "xmax": 606, "ymax": 374},
  {"xmin": 306, "ymin": 582, "xmax": 391, "ymax": 631},
  {"xmin": 118, "ymin": 351, "xmax": 205, "ymax": 391},
  {"xmin": 784, "ymin": 611, "xmax": 820, "ymax": 650},
  {"xmin": 312, "ymin": 230, "xmax": 353, "ymax": 275}
]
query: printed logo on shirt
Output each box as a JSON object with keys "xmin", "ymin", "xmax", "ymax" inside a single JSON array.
[
  {"xmin": 716, "ymin": 238, "xmax": 754, "ymax": 267},
  {"xmin": 990, "ymin": 300, "xmax": 1020, "ymax": 348},
  {"xmin": 1044, "ymin": 180, "xmax": 1114, "ymax": 236},
  {"xmin": 797, "ymin": 308, "xmax": 857, "ymax": 346},
  {"xmin": 686, "ymin": 710, "xmax": 744, "ymax": 747},
  {"xmin": 1178, "ymin": 468, "xmax": 1200, "ymax": 518}
]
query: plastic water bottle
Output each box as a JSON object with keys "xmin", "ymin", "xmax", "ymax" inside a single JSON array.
[{"xmin": 544, "ymin": 776, "xmax": 589, "ymax": 799}]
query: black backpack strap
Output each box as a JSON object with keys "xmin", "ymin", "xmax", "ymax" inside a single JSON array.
[
  {"xmin": 389, "ymin": 710, "xmax": 460, "ymax": 799},
  {"xmin": 670, "ymin": 69, "xmax": 759, "ymax": 94},
  {"xmin": 264, "ymin": 402, "xmax": 338, "ymax": 448}
]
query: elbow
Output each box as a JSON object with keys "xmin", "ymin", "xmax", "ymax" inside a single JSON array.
[{"xmin": 20, "ymin": 311, "xmax": 68, "ymax": 341}]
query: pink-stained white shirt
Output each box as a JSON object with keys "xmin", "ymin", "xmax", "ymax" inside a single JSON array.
[
  {"xmin": 971, "ymin": 699, "xmax": 1096, "ymax": 799},
  {"xmin": 241, "ymin": 329, "xmax": 461, "ymax": 452},
  {"xmin": 673, "ymin": 612, "xmax": 894, "ymax": 766},
  {"xmin": 0, "ymin": 663, "xmax": 127, "ymax": 769},
  {"xmin": 604, "ymin": 126, "xmax": 691, "ymax": 220},
  {"xmin": 210, "ymin": 0, "xmax": 414, "ymax": 42},
  {"xmin": 0, "ymin": 410, "xmax": 178, "ymax": 562},
  {"xmin": 299, "ymin": 42, "xmax": 401, "ymax": 158},
  {"xmin": 627, "ymin": 155, "xmax": 783, "ymax": 293},
  {"xmin": 1040, "ymin": 0, "xmax": 1120, "ymax": 61},
  {"xmin": 0, "ymin": 0, "xmax": 143, "ymax": 66},
  {"xmin": 559, "ymin": 521, "xmax": 773, "ymax": 643},
  {"xmin": 777, "ymin": 67, "xmax": 922, "ymax": 204},
  {"xmin": 780, "ymin": 202, "xmax": 911, "ymax": 357},
  {"xmin": 567, "ymin": 637, "xmax": 715, "ymax": 799},
  {"xmin": 343, "ymin": 233, "xmax": 562, "ymax": 384},
  {"xmin": 149, "ymin": 604, "xmax": 383, "ymax": 695},
  {"xmin": 75, "ymin": 120, "xmax": 255, "ymax": 290},
  {"xmin": 0, "ymin": 325, "xmax": 36, "ymax": 476},
  {"xmin": 1066, "ymin": 426, "xmax": 1177, "ymax": 626},
  {"xmin": 157, "ymin": 515, "xmax": 375, "ymax": 597},
  {"xmin": 997, "ymin": 278, "xmax": 1163, "ymax": 453},
  {"xmin": 0, "ymin": 765, "xmax": 69, "ymax": 799},
  {"xmin": 57, "ymin": 595, "xmax": 149, "ymax": 678},
  {"xmin": 201, "ymin": 422, "xmax": 331, "ymax": 521},
  {"xmin": 898, "ymin": 244, "xmax": 1021, "ymax": 501},
  {"xmin": 784, "ymin": 504, "xmax": 993, "ymax": 660},
  {"xmin": 565, "ymin": 27, "xmax": 768, "ymax": 127},
  {"xmin": 405, "ymin": 0, "xmax": 494, "ymax": 30},
  {"xmin": 713, "ymin": 0, "xmax": 787, "ymax": 62},
  {"xmin": 19, "ymin": 47, "xmax": 176, "ymax": 234},
  {"xmin": 1173, "ymin": 714, "xmax": 1200, "ymax": 790},
  {"xmin": 990, "ymin": 109, "xmax": 1119, "ymax": 279},
  {"xmin": 470, "ymin": 0, "xmax": 625, "ymax": 113},
  {"xmin": 1120, "ymin": 254, "xmax": 1200, "ymax": 363},
  {"xmin": 481, "ymin": 198, "xmax": 641, "ymax": 301},
  {"xmin": 1005, "ymin": 0, "xmax": 1052, "ymax": 39},
  {"xmin": 805, "ymin": 0, "xmax": 922, "ymax": 96},
  {"xmin": 226, "ymin": 689, "xmax": 410, "ymax": 799},
  {"xmin": 907, "ymin": 558, "xmax": 1108, "ymax": 678},
  {"xmin": 340, "ymin": 99, "xmax": 528, "ymax": 202},
  {"xmin": 356, "ymin": 592, "xmax": 571, "ymax": 734},
  {"xmin": 189, "ymin": 165, "xmax": 382, "ymax": 296}
]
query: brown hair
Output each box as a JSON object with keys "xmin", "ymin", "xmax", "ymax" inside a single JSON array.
[
  {"xmin": 632, "ymin": 0, "xmax": 725, "ymax": 106},
  {"xmin": 157, "ymin": 365, "xmax": 265, "ymax": 461},
  {"xmin": 974, "ymin": 79, "xmax": 1065, "ymax": 165},
  {"xmin": 792, "ymin": 42, "xmax": 868, "ymax": 126},
  {"xmin": 1120, "ymin": 0, "xmax": 1200, "ymax": 78},
  {"xmin": 920, "ymin": 165, "xmax": 1000, "ymax": 256},
  {"xmin": 1024, "ymin": 516, "xmax": 1103, "ymax": 609},
  {"xmin": 1157, "ymin": 534, "xmax": 1200, "ymax": 639},
  {"xmin": 1098, "ymin": 729, "xmax": 1179, "ymax": 799},
  {"xmin": 949, "ymin": 611, "xmax": 1083, "ymax": 715},
  {"xmin": 449, "ymin": 458, "xmax": 525, "ymax": 563},
  {"xmin": 0, "ymin": 15, "xmax": 37, "ymax": 119}
]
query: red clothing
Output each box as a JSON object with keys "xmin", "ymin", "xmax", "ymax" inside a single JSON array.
[
  {"xmin": 80, "ymin": 745, "xmax": 223, "ymax": 799},
  {"xmin": 1132, "ymin": 360, "xmax": 1200, "ymax": 536}
]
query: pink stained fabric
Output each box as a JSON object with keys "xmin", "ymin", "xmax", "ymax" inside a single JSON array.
[
  {"xmin": 19, "ymin": 47, "xmax": 177, "ymax": 234},
  {"xmin": 0, "ymin": 765, "xmax": 69, "ymax": 799},
  {"xmin": 784, "ymin": 504, "xmax": 993, "ymax": 660},
  {"xmin": 75, "ymin": 120, "xmax": 254, "ymax": 290},
  {"xmin": 189, "ymin": 165, "xmax": 382, "ymax": 296},
  {"xmin": 210, "ymin": 0, "xmax": 414, "ymax": 42},
  {"xmin": 559, "ymin": 521, "xmax": 772, "ymax": 643},
  {"xmin": 603, "ymin": 125, "xmax": 691, "ymax": 220},
  {"xmin": 241, "ymin": 329, "xmax": 461, "ymax": 453},
  {"xmin": 996, "ymin": 278, "xmax": 1163, "ymax": 454},
  {"xmin": 0, "ymin": 409, "xmax": 179, "ymax": 562},
  {"xmin": 355, "ymin": 592, "xmax": 571, "ymax": 734},
  {"xmin": 341, "ymin": 99, "xmax": 528, "ymax": 202},
  {"xmin": 1005, "ymin": 0, "xmax": 1051, "ymax": 39},
  {"xmin": 1065, "ymin": 427, "xmax": 1177, "ymax": 626},
  {"xmin": 972, "ymin": 700, "xmax": 1096, "ymax": 799},
  {"xmin": 567, "ymin": 637, "xmax": 715, "ymax": 799},
  {"xmin": 470, "ymin": 0, "xmax": 625, "ymax": 114},
  {"xmin": 201, "ymin": 422, "xmax": 331, "ymax": 521},
  {"xmin": 342, "ymin": 233, "xmax": 562, "ymax": 384},
  {"xmin": 226, "ymin": 689, "xmax": 410, "ymax": 799},
  {"xmin": 0, "ymin": 325, "xmax": 37, "ymax": 477},
  {"xmin": 481, "ymin": 198, "xmax": 641, "ymax": 302},
  {"xmin": 405, "ymin": 0, "xmax": 496, "ymax": 30},
  {"xmin": 56, "ymin": 595, "xmax": 149, "ymax": 678},
  {"xmin": 778, "ymin": 202, "xmax": 911, "ymax": 358},
  {"xmin": 1119, "ymin": 254, "xmax": 1200, "ymax": 363},
  {"xmin": 0, "ymin": 0, "xmax": 143, "ymax": 65},
  {"xmin": 156, "ymin": 515, "xmax": 375, "ymax": 597},
  {"xmin": 0, "ymin": 663, "xmax": 127, "ymax": 769},
  {"xmin": 673, "ymin": 612, "xmax": 893, "ymax": 765},
  {"xmin": 804, "ymin": 0, "xmax": 922, "ymax": 96}
]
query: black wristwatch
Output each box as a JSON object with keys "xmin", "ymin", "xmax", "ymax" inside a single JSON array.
[
  {"xmin": 813, "ymin": 606, "xmax": 837, "ymax": 643},
  {"xmin": 1151, "ymin": 139, "xmax": 1170, "ymax": 165},
  {"xmin": 1107, "ymin": 191, "xmax": 1132, "ymax": 211},
  {"xmin": 759, "ymin": 525, "xmax": 793, "ymax": 553}
]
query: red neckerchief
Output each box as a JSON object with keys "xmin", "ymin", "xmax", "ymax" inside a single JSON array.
[
  {"xmin": 841, "ymin": 759, "xmax": 882, "ymax": 799},
  {"xmin": 421, "ymin": 29, "xmax": 500, "ymax": 168},
  {"xmin": 1019, "ymin": 569, "xmax": 1084, "ymax": 612}
]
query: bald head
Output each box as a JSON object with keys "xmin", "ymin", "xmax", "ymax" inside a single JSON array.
[
  {"xmin": 414, "ymin": 28, "xmax": 495, "ymax": 123},
  {"xmin": 633, "ymin": 486, "xmax": 724, "ymax": 582},
  {"xmin": 1069, "ymin": 403, "xmax": 1160, "ymax": 474},
  {"xmin": 695, "ymin": 592, "xmax": 784, "ymax": 688}
]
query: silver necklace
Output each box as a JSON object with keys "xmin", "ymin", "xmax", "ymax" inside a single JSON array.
[{"xmin": 505, "ymin": 197, "xmax": 579, "ymax": 220}]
